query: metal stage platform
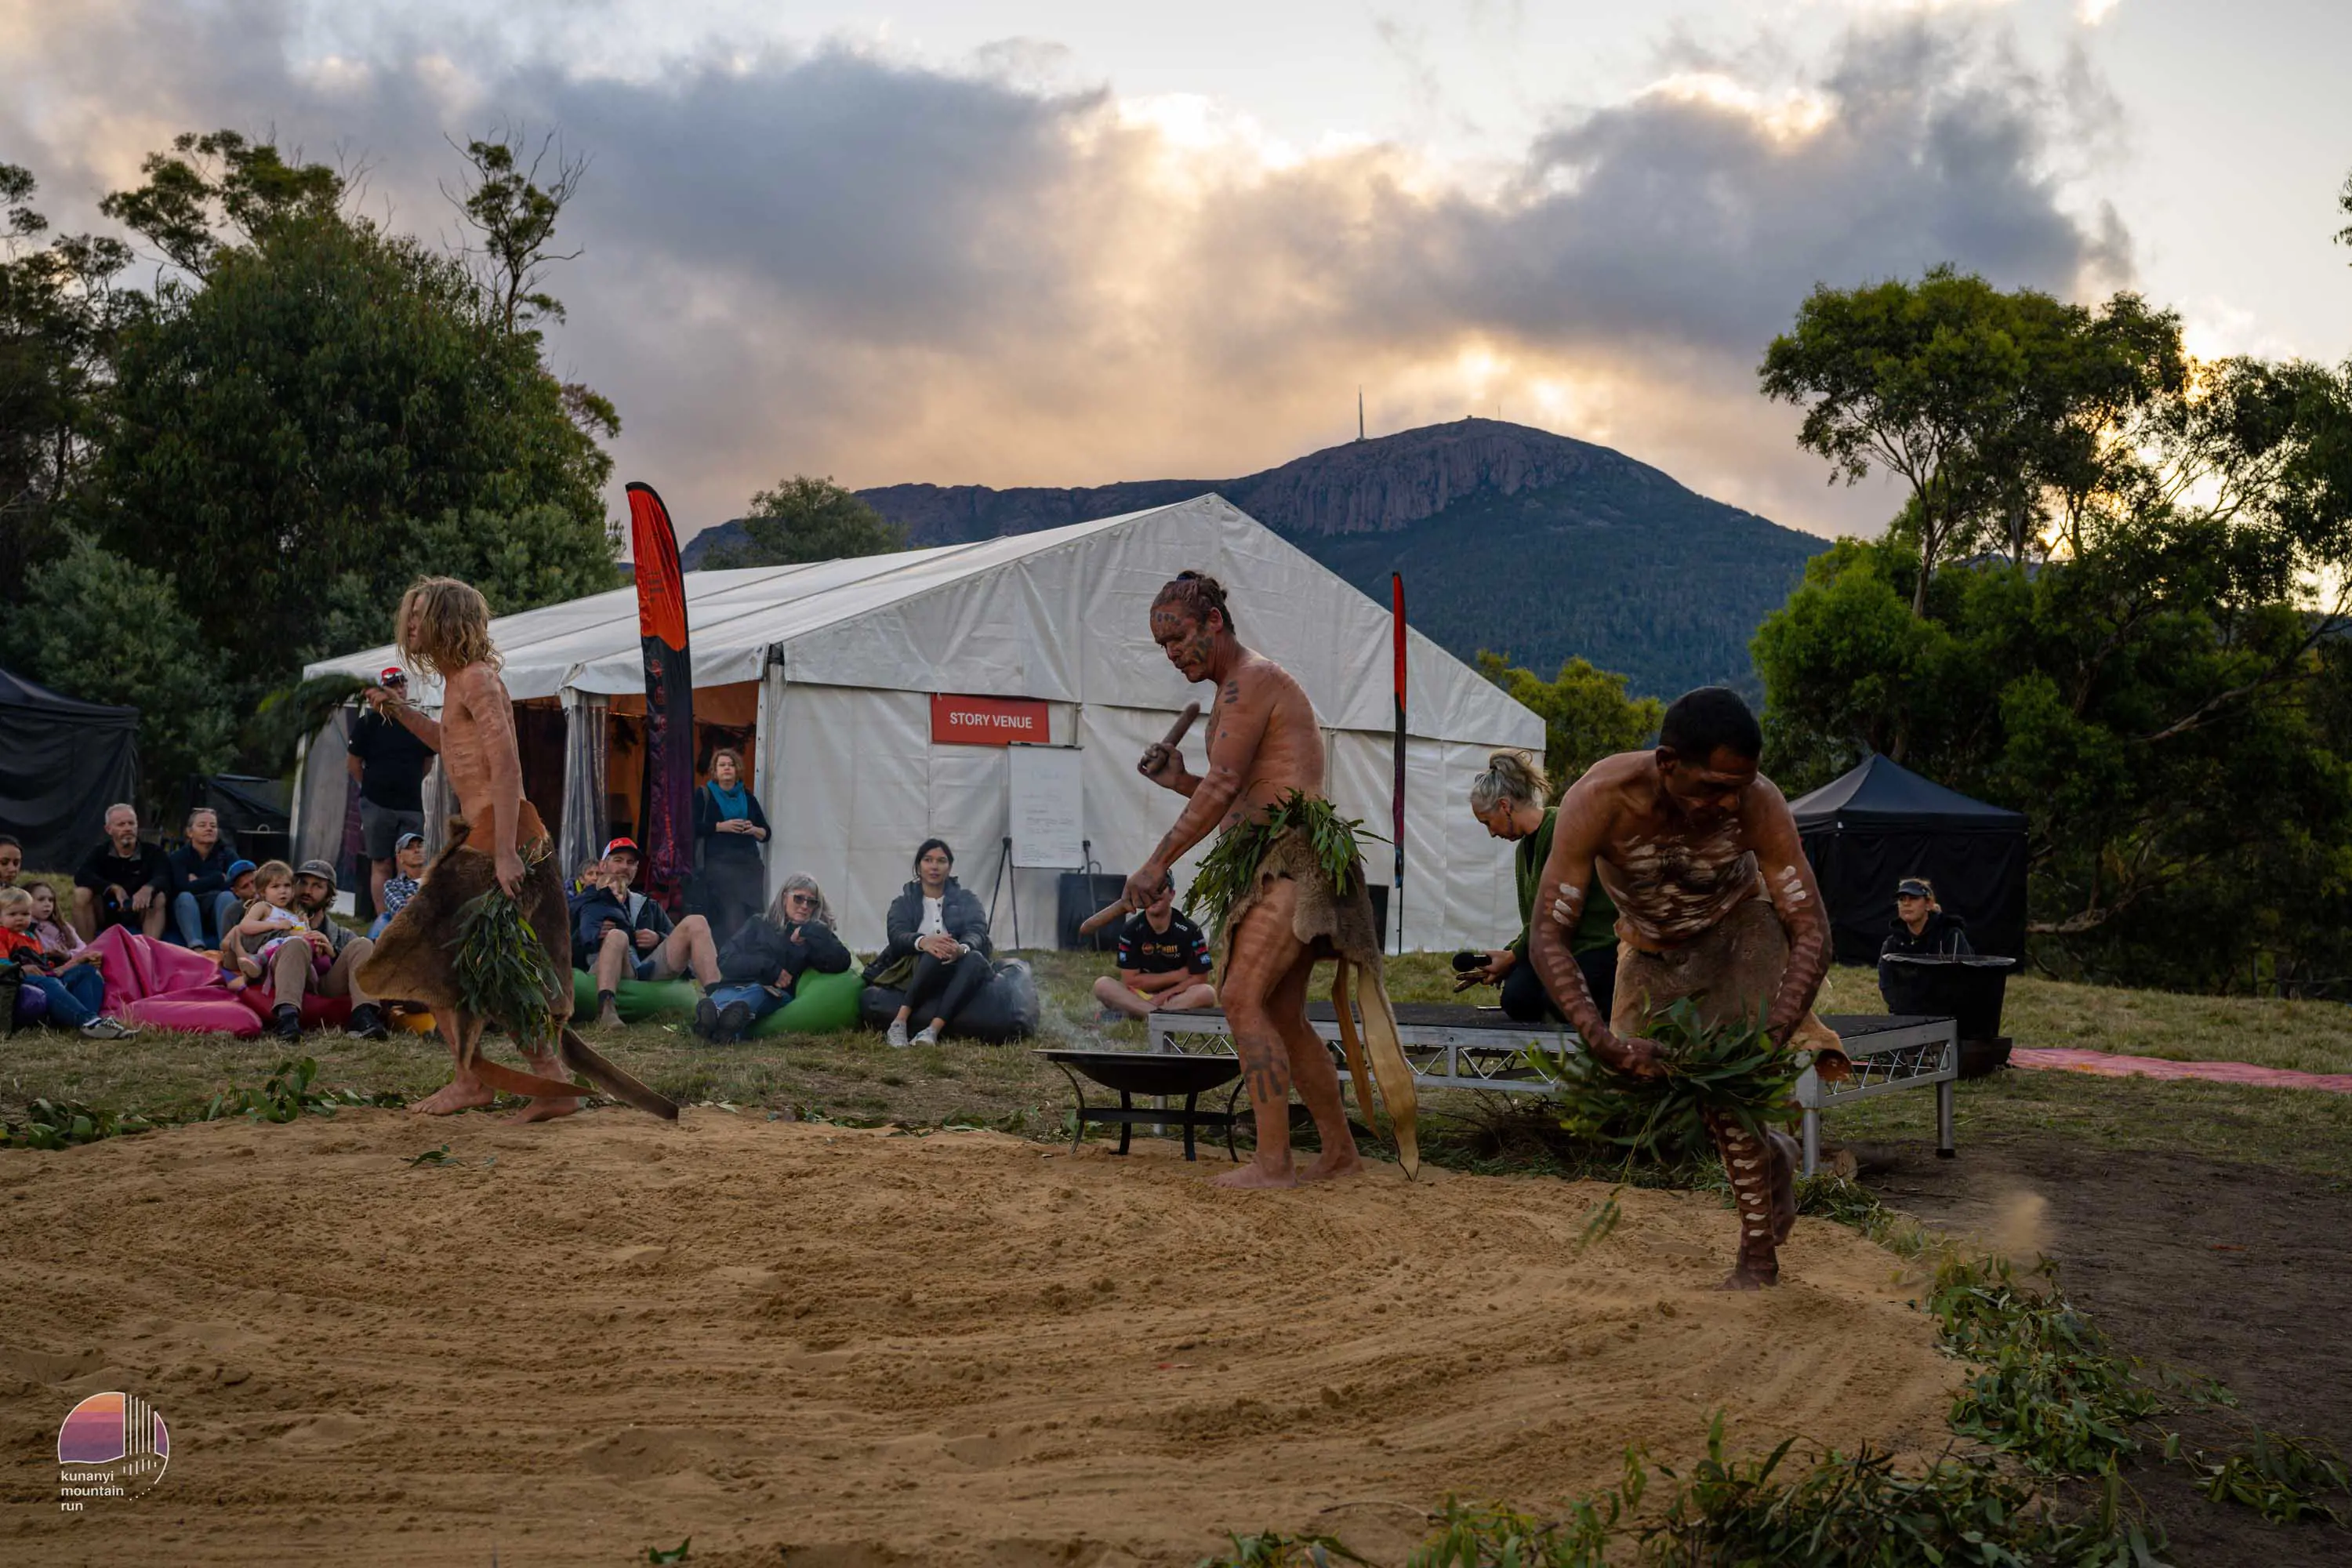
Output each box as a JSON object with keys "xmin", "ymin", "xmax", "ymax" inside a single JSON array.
[{"xmin": 1145, "ymin": 1004, "xmax": 1957, "ymax": 1176}]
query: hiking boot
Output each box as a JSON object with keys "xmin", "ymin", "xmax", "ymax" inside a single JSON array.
[
  {"xmin": 272, "ymin": 1004, "xmax": 303, "ymax": 1041},
  {"xmin": 717, "ymin": 1001, "xmax": 752, "ymax": 1044},
  {"xmin": 78, "ymin": 1016, "xmax": 137, "ymax": 1040},
  {"xmin": 884, "ymin": 1018, "xmax": 909, "ymax": 1049},
  {"xmin": 693, "ymin": 996, "xmax": 720, "ymax": 1040},
  {"xmin": 345, "ymin": 1003, "xmax": 390, "ymax": 1040}
]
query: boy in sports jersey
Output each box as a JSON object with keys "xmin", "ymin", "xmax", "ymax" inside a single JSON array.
[{"xmin": 1092, "ymin": 873, "xmax": 1218, "ymax": 1020}]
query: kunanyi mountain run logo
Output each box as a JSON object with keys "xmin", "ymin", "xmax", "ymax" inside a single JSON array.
[{"xmin": 56, "ymin": 1392, "xmax": 169, "ymax": 1509}]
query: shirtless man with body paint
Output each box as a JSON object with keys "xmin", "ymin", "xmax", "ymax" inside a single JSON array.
[
  {"xmin": 1126, "ymin": 571, "xmax": 1370, "ymax": 1189},
  {"xmin": 1528, "ymin": 686, "xmax": 1838, "ymax": 1288}
]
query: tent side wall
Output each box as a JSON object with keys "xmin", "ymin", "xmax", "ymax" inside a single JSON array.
[
  {"xmin": 1801, "ymin": 826, "xmax": 2028, "ymax": 964},
  {"xmin": 0, "ymin": 699, "xmax": 138, "ymax": 871}
]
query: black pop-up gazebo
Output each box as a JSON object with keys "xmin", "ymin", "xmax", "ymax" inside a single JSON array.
[
  {"xmin": 0, "ymin": 666, "xmax": 140, "ymax": 871},
  {"xmin": 1789, "ymin": 753, "xmax": 2027, "ymax": 964}
]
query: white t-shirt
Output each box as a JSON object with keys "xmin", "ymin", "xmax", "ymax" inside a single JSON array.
[{"xmin": 918, "ymin": 895, "xmax": 946, "ymax": 939}]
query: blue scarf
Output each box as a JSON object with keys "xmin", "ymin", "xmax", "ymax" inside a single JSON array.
[{"xmin": 707, "ymin": 779, "xmax": 752, "ymax": 821}]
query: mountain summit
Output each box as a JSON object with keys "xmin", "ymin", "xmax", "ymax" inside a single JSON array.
[{"xmin": 684, "ymin": 419, "xmax": 1828, "ymax": 696}]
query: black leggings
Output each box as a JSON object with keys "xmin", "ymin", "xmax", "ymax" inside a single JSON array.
[
  {"xmin": 902, "ymin": 952, "xmax": 990, "ymax": 1033},
  {"xmin": 1500, "ymin": 945, "xmax": 1617, "ymax": 1029}
]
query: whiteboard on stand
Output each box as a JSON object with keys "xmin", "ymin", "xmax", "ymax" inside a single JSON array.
[{"xmin": 1008, "ymin": 745, "xmax": 1084, "ymax": 869}]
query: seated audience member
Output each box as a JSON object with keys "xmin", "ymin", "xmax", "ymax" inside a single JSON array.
[
  {"xmin": 260, "ymin": 859, "xmax": 386, "ymax": 1041},
  {"xmin": 0, "ymin": 887, "xmax": 137, "ymax": 1038},
  {"xmin": 1462, "ymin": 750, "xmax": 1620, "ymax": 1026},
  {"xmin": 225, "ymin": 860, "xmax": 307, "ymax": 986},
  {"xmin": 692, "ymin": 748, "xmax": 771, "ymax": 948},
  {"xmin": 1882, "ymin": 877, "xmax": 1973, "ymax": 958},
  {"xmin": 165, "ymin": 807, "xmax": 245, "ymax": 949},
  {"xmin": 570, "ymin": 837, "xmax": 721, "ymax": 1027},
  {"xmin": 697, "ymin": 873, "xmax": 852, "ymax": 1043},
  {"xmin": 1092, "ymin": 873, "xmax": 1216, "ymax": 1021},
  {"xmin": 368, "ymin": 832, "xmax": 428, "ymax": 937},
  {"xmin": 227, "ymin": 859, "xmax": 257, "ymax": 906},
  {"xmin": 72, "ymin": 804, "xmax": 169, "ymax": 941},
  {"xmin": 869, "ymin": 839, "xmax": 993, "ymax": 1049},
  {"xmin": 0, "ymin": 834, "xmax": 20, "ymax": 888},
  {"xmin": 349, "ymin": 666, "xmax": 436, "ymax": 920},
  {"xmin": 25, "ymin": 882, "xmax": 92, "ymax": 966}
]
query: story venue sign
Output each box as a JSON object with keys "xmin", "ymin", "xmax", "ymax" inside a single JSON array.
[{"xmin": 931, "ymin": 693, "xmax": 1051, "ymax": 746}]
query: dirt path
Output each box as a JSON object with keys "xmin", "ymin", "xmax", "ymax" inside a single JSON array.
[
  {"xmin": 1857, "ymin": 1132, "xmax": 2352, "ymax": 1566},
  {"xmin": 3, "ymin": 1109, "xmax": 1955, "ymax": 1566}
]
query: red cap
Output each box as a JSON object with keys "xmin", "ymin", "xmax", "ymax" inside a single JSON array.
[
  {"xmin": 379, "ymin": 666, "xmax": 405, "ymax": 683},
  {"xmin": 601, "ymin": 837, "xmax": 641, "ymax": 860}
]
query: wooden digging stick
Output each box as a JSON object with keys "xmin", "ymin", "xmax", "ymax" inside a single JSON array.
[{"xmin": 1079, "ymin": 702, "xmax": 1203, "ymax": 935}]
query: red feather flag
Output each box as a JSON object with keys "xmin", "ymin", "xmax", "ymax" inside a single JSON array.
[{"xmin": 627, "ymin": 482, "xmax": 696, "ymax": 908}]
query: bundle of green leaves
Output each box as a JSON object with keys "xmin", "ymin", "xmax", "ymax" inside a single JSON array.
[
  {"xmin": 452, "ymin": 871, "xmax": 565, "ymax": 1054},
  {"xmin": 1539, "ymin": 997, "xmax": 1812, "ymax": 1163},
  {"xmin": 1184, "ymin": 790, "xmax": 1376, "ymax": 937}
]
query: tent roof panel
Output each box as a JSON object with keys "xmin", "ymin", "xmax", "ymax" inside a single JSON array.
[
  {"xmin": 305, "ymin": 496, "xmax": 1540, "ymax": 747},
  {"xmin": 1789, "ymin": 752, "xmax": 2027, "ymax": 831}
]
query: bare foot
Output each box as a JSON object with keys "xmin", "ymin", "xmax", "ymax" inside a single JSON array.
[
  {"xmin": 510, "ymin": 1056, "xmax": 582, "ymax": 1123},
  {"xmin": 1767, "ymin": 1130, "xmax": 1800, "ymax": 1244},
  {"xmin": 596, "ymin": 1003, "xmax": 623, "ymax": 1029},
  {"xmin": 1719, "ymin": 1262, "xmax": 1778, "ymax": 1290},
  {"xmin": 412, "ymin": 1077, "xmax": 496, "ymax": 1116},
  {"xmin": 1212, "ymin": 1160, "xmax": 1298, "ymax": 1189},
  {"xmin": 1300, "ymin": 1150, "xmax": 1366, "ymax": 1182}
]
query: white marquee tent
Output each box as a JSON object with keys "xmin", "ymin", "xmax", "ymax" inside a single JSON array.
[{"xmin": 300, "ymin": 495, "xmax": 1543, "ymax": 952}]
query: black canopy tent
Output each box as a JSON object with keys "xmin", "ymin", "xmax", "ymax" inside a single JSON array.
[
  {"xmin": 0, "ymin": 666, "xmax": 140, "ymax": 871},
  {"xmin": 1788, "ymin": 753, "xmax": 2027, "ymax": 964}
]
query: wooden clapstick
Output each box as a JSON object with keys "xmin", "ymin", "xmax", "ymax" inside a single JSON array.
[{"xmin": 1080, "ymin": 702, "xmax": 1203, "ymax": 935}]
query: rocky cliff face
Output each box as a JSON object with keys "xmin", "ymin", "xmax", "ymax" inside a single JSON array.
[{"xmin": 682, "ymin": 418, "xmax": 1710, "ymax": 562}]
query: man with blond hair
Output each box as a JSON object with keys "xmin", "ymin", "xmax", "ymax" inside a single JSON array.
[{"xmin": 357, "ymin": 576, "xmax": 672, "ymax": 1123}]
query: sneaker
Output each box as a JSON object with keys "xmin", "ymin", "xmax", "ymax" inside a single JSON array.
[
  {"xmin": 912, "ymin": 1022, "xmax": 942, "ymax": 1048},
  {"xmin": 78, "ymin": 1016, "xmax": 137, "ymax": 1040},
  {"xmin": 693, "ymin": 996, "xmax": 720, "ymax": 1040},
  {"xmin": 272, "ymin": 1004, "xmax": 303, "ymax": 1041},
  {"xmin": 884, "ymin": 1018, "xmax": 909, "ymax": 1050},
  {"xmin": 717, "ymin": 1001, "xmax": 752, "ymax": 1044},
  {"xmin": 345, "ymin": 1003, "xmax": 390, "ymax": 1040}
]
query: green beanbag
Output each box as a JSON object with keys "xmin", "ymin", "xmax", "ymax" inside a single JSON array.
[
  {"xmin": 747, "ymin": 967, "xmax": 865, "ymax": 1038},
  {"xmin": 570, "ymin": 970, "xmax": 699, "ymax": 1022}
]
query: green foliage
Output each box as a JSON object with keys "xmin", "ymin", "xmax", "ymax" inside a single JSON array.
[
  {"xmin": 0, "ymin": 1096, "xmax": 158, "ymax": 1149},
  {"xmin": 1474, "ymin": 653, "xmax": 1662, "ymax": 782},
  {"xmin": 4, "ymin": 536, "xmax": 238, "ymax": 805},
  {"xmin": 1410, "ymin": 1493, "xmax": 1619, "ymax": 1567},
  {"xmin": 98, "ymin": 129, "xmax": 344, "ymax": 278},
  {"xmin": 699, "ymin": 475, "xmax": 906, "ymax": 568},
  {"xmin": 1185, "ymin": 792, "xmax": 1374, "ymax": 937},
  {"xmin": 452, "ymin": 877, "xmax": 567, "ymax": 1055},
  {"xmin": 2190, "ymin": 1431, "xmax": 2350, "ymax": 1526},
  {"xmin": 446, "ymin": 129, "xmax": 587, "ymax": 337},
  {"xmin": 202, "ymin": 1056, "xmax": 399, "ymax": 1123},
  {"xmin": 1196, "ymin": 1532, "xmax": 1370, "ymax": 1567},
  {"xmin": 644, "ymin": 1537, "xmax": 691, "ymax": 1565},
  {"xmin": 1537, "ymin": 999, "xmax": 1810, "ymax": 1164}
]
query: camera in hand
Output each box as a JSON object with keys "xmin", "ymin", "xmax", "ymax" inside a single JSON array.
[{"xmin": 1450, "ymin": 949, "xmax": 1485, "ymax": 973}]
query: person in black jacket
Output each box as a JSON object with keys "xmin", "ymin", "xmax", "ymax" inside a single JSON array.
[
  {"xmin": 165, "ymin": 807, "xmax": 245, "ymax": 949},
  {"xmin": 695, "ymin": 873, "xmax": 851, "ymax": 1042},
  {"xmin": 1882, "ymin": 877, "xmax": 1974, "ymax": 958},
  {"xmin": 866, "ymin": 838, "xmax": 993, "ymax": 1048},
  {"xmin": 691, "ymin": 748, "xmax": 771, "ymax": 948}
]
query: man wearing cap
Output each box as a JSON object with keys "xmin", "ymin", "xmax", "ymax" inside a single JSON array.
[
  {"xmin": 268, "ymin": 859, "xmax": 389, "ymax": 1040},
  {"xmin": 351, "ymin": 666, "xmax": 437, "ymax": 921},
  {"xmin": 570, "ymin": 837, "xmax": 722, "ymax": 1026}
]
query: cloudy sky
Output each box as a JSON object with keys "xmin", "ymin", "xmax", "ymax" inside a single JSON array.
[{"xmin": 5, "ymin": 0, "xmax": 2349, "ymax": 543}]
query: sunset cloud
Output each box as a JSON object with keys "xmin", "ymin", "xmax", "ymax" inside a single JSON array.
[{"xmin": 0, "ymin": 2, "xmax": 2130, "ymax": 540}]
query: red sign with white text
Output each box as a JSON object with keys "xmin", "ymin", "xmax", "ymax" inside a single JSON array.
[{"xmin": 931, "ymin": 693, "xmax": 1051, "ymax": 746}]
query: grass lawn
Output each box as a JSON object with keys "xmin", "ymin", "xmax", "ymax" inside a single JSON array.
[{"xmin": 9, "ymin": 935, "xmax": 2351, "ymax": 1179}]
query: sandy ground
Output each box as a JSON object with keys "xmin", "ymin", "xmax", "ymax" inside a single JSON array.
[{"xmin": 2, "ymin": 1109, "xmax": 1955, "ymax": 1566}]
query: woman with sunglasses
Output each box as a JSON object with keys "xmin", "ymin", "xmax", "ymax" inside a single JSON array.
[{"xmin": 695, "ymin": 873, "xmax": 851, "ymax": 1043}]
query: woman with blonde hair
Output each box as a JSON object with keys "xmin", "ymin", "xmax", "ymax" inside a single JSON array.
[
  {"xmin": 1464, "ymin": 748, "xmax": 1619, "ymax": 1025},
  {"xmin": 696, "ymin": 872, "xmax": 851, "ymax": 1043}
]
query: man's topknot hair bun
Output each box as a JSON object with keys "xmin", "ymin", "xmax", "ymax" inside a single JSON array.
[{"xmin": 1154, "ymin": 570, "xmax": 1236, "ymax": 632}]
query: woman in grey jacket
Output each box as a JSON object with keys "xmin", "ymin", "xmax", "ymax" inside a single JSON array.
[{"xmin": 866, "ymin": 839, "xmax": 993, "ymax": 1047}]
